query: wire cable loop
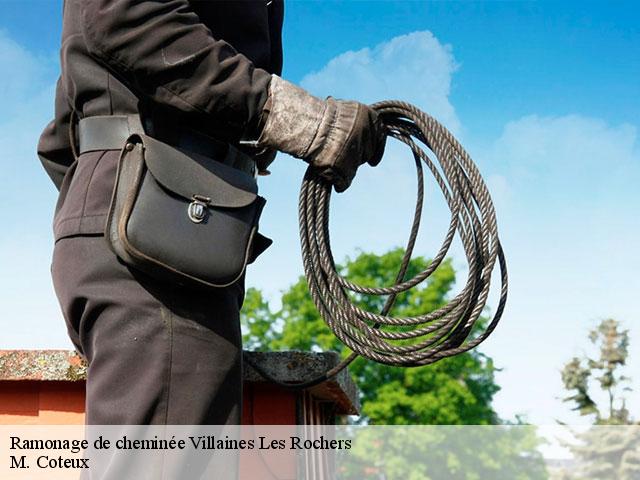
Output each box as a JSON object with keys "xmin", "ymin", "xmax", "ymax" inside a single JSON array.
[{"xmin": 298, "ymin": 100, "xmax": 508, "ymax": 368}]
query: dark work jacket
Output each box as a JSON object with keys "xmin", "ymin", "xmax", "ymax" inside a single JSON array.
[{"xmin": 38, "ymin": 0, "xmax": 284, "ymax": 240}]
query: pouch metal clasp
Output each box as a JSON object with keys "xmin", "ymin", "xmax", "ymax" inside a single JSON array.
[{"xmin": 188, "ymin": 195, "xmax": 211, "ymax": 224}]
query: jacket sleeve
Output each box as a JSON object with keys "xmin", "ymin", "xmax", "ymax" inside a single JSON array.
[
  {"xmin": 37, "ymin": 77, "xmax": 74, "ymax": 190},
  {"xmin": 79, "ymin": 0, "xmax": 272, "ymax": 141}
]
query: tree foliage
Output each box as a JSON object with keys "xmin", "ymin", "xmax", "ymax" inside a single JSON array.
[
  {"xmin": 242, "ymin": 248, "xmax": 500, "ymax": 425},
  {"xmin": 561, "ymin": 318, "xmax": 632, "ymax": 425},
  {"xmin": 558, "ymin": 319, "xmax": 640, "ymax": 480}
]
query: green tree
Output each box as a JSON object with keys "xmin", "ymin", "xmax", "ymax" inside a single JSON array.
[
  {"xmin": 242, "ymin": 248, "xmax": 500, "ymax": 425},
  {"xmin": 561, "ymin": 318, "xmax": 633, "ymax": 425},
  {"xmin": 558, "ymin": 319, "xmax": 640, "ymax": 480}
]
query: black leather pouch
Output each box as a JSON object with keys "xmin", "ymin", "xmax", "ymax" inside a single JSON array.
[{"xmin": 106, "ymin": 133, "xmax": 271, "ymax": 288}]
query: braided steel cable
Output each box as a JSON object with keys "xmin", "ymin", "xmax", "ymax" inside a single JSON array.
[
  {"xmin": 300, "ymin": 100, "xmax": 507, "ymax": 367},
  {"xmin": 245, "ymin": 100, "xmax": 507, "ymax": 387}
]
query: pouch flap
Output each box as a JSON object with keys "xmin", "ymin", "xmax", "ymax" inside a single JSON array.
[{"xmin": 135, "ymin": 133, "xmax": 258, "ymax": 208}]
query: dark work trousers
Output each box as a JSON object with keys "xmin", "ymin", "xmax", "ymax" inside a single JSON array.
[{"xmin": 51, "ymin": 234, "xmax": 245, "ymax": 425}]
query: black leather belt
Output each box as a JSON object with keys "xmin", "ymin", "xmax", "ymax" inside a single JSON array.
[{"xmin": 77, "ymin": 114, "xmax": 257, "ymax": 177}]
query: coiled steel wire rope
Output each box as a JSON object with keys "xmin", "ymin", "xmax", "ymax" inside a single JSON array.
[{"xmin": 245, "ymin": 100, "xmax": 507, "ymax": 388}]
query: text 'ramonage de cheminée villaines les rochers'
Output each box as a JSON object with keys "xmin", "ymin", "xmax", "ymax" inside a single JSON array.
[{"xmin": 10, "ymin": 435, "xmax": 352, "ymax": 453}]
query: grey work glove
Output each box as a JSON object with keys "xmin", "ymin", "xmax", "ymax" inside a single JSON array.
[{"xmin": 256, "ymin": 75, "xmax": 386, "ymax": 192}]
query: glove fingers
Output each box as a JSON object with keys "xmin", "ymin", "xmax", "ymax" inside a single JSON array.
[
  {"xmin": 317, "ymin": 166, "xmax": 351, "ymax": 193},
  {"xmin": 317, "ymin": 105, "xmax": 385, "ymax": 191}
]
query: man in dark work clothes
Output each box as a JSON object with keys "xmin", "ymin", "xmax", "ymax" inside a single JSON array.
[{"xmin": 38, "ymin": 0, "xmax": 385, "ymax": 426}]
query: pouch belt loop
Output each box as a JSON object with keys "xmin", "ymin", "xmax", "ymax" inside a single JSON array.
[{"xmin": 126, "ymin": 114, "xmax": 145, "ymax": 136}]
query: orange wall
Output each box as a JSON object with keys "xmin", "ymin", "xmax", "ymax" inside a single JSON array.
[
  {"xmin": 0, "ymin": 380, "xmax": 297, "ymax": 425},
  {"xmin": 0, "ymin": 381, "xmax": 85, "ymax": 425}
]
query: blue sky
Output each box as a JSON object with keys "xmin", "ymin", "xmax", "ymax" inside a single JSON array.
[{"xmin": 1, "ymin": 1, "xmax": 638, "ymax": 425}]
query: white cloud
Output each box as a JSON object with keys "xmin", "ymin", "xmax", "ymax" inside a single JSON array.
[
  {"xmin": 0, "ymin": 31, "xmax": 65, "ymax": 349},
  {"xmin": 484, "ymin": 114, "xmax": 638, "ymax": 209},
  {"xmin": 0, "ymin": 29, "xmax": 58, "ymax": 204},
  {"xmin": 0, "ymin": 29, "xmax": 55, "ymax": 117},
  {"xmin": 479, "ymin": 113, "xmax": 640, "ymax": 425},
  {"xmin": 300, "ymin": 31, "xmax": 461, "ymax": 135}
]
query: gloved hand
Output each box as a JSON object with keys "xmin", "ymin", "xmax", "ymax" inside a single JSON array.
[{"xmin": 256, "ymin": 75, "xmax": 386, "ymax": 192}]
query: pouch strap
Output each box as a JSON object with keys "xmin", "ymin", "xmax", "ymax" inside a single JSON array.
[
  {"xmin": 78, "ymin": 114, "xmax": 256, "ymax": 177},
  {"xmin": 78, "ymin": 115, "xmax": 144, "ymax": 153}
]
